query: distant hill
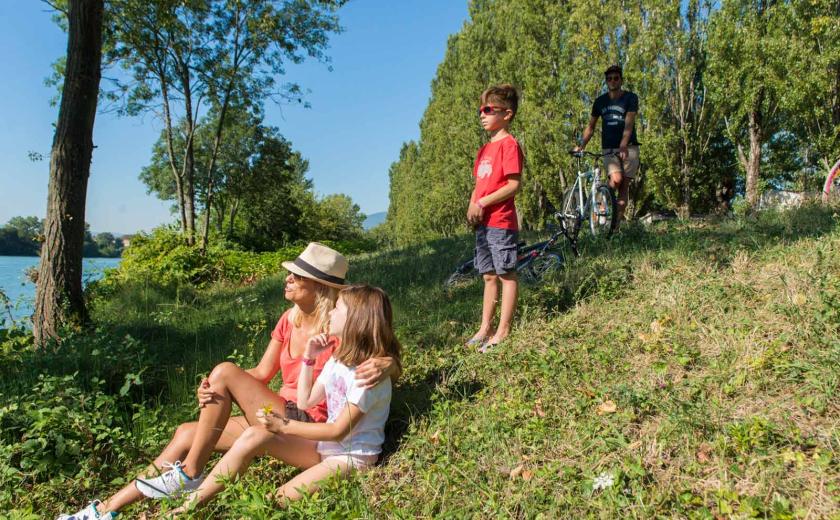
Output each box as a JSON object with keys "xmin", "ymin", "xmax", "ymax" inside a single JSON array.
[{"xmin": 363, "ymin": 211, "xmax": 386, "ymax": 230}]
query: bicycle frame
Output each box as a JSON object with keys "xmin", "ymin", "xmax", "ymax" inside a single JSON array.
[
  {"xmin": 520, "ymin": 215, "xmax": 581, "ymax": 262},
  {"xmin": 446, "ymin": 216, "xmax": 578, "ymax": 288},
  {"xmin": 563, "ymin": 151, "xmax": 614, "ymax": 225}
]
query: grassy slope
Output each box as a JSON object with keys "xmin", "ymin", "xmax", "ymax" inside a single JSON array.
[
  {"xmin": 364, "ymin": 209, "xmax": 840, "ymax": 519},
  {"xmin": 11, "ymin": 206, "xmax": 839, "ymax": 518}
]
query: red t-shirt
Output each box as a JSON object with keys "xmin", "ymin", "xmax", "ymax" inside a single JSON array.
[
  {"xmin": 270, "ymin": 309, "xmax": 335, "ymax": 422},
  {"xmin": 472, "ymin": 134, "xmax": 523, "ymax": 230}
]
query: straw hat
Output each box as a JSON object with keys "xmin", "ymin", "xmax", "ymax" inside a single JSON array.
[{"xmin": 282, "ymin": 242, "xmax": 348, "ymax": 289}]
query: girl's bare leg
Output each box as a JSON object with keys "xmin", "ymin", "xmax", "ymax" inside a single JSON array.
[
  {"xmin": 275, "ymin": 457, "xmax": 355, "ymax": 502},
  {"xmin": 175, "ymin": 426, "xmax": 320, "ymax": 512},
  {"xmin": 98, "ymin": 416, "xmax": 250, "ymax": 513}
]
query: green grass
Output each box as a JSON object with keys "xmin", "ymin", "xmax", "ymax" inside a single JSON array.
[{"xmin": 2, "ymin": 205, "xmax": 839, "ymax": 518}]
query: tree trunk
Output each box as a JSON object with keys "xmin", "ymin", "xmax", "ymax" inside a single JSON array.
[
  {"xmin": 160, "ymin": 74, "xmax": 188, "ymax": 234},
  {"xmin": 179, "ymin": 64, "xmax": 197, "ymax": 245},
  {"xmin": 745, "ymin": 108, "xmax": 763, "ymax": 207},
  {"xmin": 33, "ymin": 0, "xmax": 103, "ymax": 345},
  {"xmin": 200, "ymin": 90, "xmax": 232, "ymax": 252},
  {"xmin": 228, "ymin": 199, "xmax": 239, "ymax": 237},
  {"xmin": 680, "ymin": 162, "xmax": 691, "ymax": 219},
  {"xmin": 214, "ymin": 198, "xmax": 225, "ymax": 234}
]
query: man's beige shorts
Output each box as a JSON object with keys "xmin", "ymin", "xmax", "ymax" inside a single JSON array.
[{"xmin": 602, "ymin": 145, "xmax": 640, "ymax": 179}]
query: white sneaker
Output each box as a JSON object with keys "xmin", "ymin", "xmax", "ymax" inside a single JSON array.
[
  {"xmin": 56, "ymin": 500, "xmax": 117, "ymax": 519},
  {"xmin": 134, "ymin": 460, "xmax": 204, "ymax": 499}
]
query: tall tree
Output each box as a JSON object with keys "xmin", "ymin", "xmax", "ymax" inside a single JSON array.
[
  {"xmin": 109, "ymin": 0, "xmax": 345, "ymax": 246},
  {"xmin": 34, "ymin": 0, "xmax": 104, "ymax": 344},
  {"xmin": 707, "ymin": 0, "xmax": 788, "ymax": 207},
  {"xmin": 781, "ymin": 0, "xmax": 840, "ymax": 183}
]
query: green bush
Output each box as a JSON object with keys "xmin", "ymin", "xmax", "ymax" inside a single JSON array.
[
  {"xmin": 0, "ymin": 372, "xmax": 144, "ymax": 509},
  {"xmin": 109, "ymin": 228, "xmax": 378, "ymax": 288}
]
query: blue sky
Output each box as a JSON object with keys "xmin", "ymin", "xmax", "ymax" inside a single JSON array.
[{"xmin": 0, "ymin": 1, "xmax": 469, "ymax": 234}]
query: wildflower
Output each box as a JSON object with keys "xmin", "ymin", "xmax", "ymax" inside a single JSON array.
[{"xmin": 592, "ymin": 472, "xmax": 614, "ymax": 491}]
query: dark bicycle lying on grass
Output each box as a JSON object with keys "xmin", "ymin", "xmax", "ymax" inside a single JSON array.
[{"xmin": 444, "ymin": 217, "xmax": 579, "ymax": 288}]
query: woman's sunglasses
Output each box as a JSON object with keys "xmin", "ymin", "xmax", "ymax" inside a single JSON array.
[{"xmin": 478, "ymin": 105, "xmax": 507, "ymax": 116}]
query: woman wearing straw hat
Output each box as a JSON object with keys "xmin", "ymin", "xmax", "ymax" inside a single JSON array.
[{"xmin": 58, "ymin": 243, "xmax": 399, "ymax": 520}]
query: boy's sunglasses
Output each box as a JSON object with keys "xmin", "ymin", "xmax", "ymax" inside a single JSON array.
[
  {"xmin": 606, "ymin": 75, "xmax": 621, "ymax": 81},
  {"xmin": 478, "ymin": 105, "xmax": 506, "ymax": 116}
]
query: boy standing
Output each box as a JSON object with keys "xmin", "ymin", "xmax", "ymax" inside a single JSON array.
[{"xmin": 466, "ymin": 84, "xmax": 524, "ymax": 352}]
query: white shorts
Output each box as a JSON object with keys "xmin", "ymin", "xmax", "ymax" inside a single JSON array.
[{"xmin": 319, "ymin": 453, "xmax": 378, "ymax": 470}]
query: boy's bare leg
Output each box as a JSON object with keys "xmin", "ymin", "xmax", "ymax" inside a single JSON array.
[
  {"xmin": 487, "ymin": 272, "xmax": 517, "ymax": 345},
  {"xmin": 469, "ymin": 273, "xmax": 499, "ymax": 342},
  {"xmin": 99, "ymin": 417, "xmax": 250, "ymax": 513},
  {"xmin": 175, "ymin": 426, "xmax": 320, "ymax": 512}
]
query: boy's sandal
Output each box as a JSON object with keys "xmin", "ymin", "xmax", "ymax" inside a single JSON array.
[
  {"xmin": 464, "ymin": 336, "xmax": 488, "ymax": 348},
  {"xmin": 479, "ymin": 340, "xmax": 502, "ymax": 353}
]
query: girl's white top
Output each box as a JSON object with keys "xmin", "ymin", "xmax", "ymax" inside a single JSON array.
[{"xmin": 316, "ymin": 357, "xmax": 392, "ymax": 456}]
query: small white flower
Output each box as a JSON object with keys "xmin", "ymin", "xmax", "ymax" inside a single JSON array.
[{"xmin": 592, "ymin": 472, "xmax": 615, "ymax": 491}]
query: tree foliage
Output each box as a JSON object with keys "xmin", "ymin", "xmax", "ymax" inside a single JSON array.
[
  {"xmin": 0, "ymin": 217, "xmax": 122, "ymax": 258},
  {"xmin": 140, "ymin": 108, "xmax": 365, "ymax": 251},
  {"xmin": 384, "ymin": 0, "xmax": 840, "ymax": 243},
  {"xmin": 102, "ymin": 0, "xmax": 346, "ymax": 245}
]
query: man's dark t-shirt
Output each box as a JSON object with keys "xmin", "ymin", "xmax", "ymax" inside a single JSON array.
[{"xmin": 591, "ymin": 91, "xmax": 639, "ymax": 149}]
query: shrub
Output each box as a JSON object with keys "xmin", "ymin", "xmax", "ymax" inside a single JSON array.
[{"xmin": 110, "ymin": 227, "xmax": 378, "ymax": 288}]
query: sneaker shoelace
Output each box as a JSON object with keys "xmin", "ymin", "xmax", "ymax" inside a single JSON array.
[{"xmin": 143, "ymin": 460, "xmax": 187, "ymax": 496}]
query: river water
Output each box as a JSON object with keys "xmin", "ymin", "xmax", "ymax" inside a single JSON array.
[{"xmin": 0, "ymin": 256, "xmax": 121, "ymax": 326}]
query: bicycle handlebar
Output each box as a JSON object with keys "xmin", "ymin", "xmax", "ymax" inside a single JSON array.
[{"xmin": 567, "ymin": 149, "xmax": 619, "ymax": 159}]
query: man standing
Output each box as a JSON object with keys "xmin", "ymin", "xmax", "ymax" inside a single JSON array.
[{"xmin": 575, "ymin": 65, "xmax": 640, "ymax": 226}]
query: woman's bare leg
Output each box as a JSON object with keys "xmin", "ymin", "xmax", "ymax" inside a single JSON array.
[
  {"xmin": 175, "ymin": 426, "xmax": 320, "ymax": 511},
  {"xmin": 99, "ymin": 416, "xmax": 251, "ymax": 513},
  {"xmin": 180, "ymin": 362, "xmax": 289, "ymax": 479}
]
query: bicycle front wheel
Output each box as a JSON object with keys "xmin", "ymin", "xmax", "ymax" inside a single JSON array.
[
  {"xmin": 444, "ymin": 262, "xmax": 477, "ymax": 288},
  {"xmin": 523, "ymin": 252, "xmax": 564, "ymax": 282},
  {"xmin": 590, "ymin": 185, "xmax": 617, "ymax": 237},
  {"xmin": 560, "ymin": 187, "xmax": 583, "ymax": 238}
]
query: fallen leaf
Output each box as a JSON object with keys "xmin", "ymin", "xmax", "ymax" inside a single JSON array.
[
  {"xmin": 596, "ymin": 400, "xmax": 617, "ymax": 415},
  {"xmin": 430, "ymin": 430, "xmax": 440, "ymax": 445},
  {"xmin": 509, "ymin": 464, "xmax": 524, "ymax": 479},
  {"xmin": 637, "ymin": 331, "xmax": 658, "ymax": 344},
  {"xmin": 696, "ymin": 443, "xmax": 712, "ymax": 464},
  {"xmin": 650, "ymin": 319, "xmax": 664, "ymax": 335},
  {"xmin": 522, "ymin": 469, "xmax": 533, "ymax": 481},
  {"xmin": 533, "ymin": 399, "xmax": 546, "ymax": 418},
  {"xmin": 792, "ymin": 293, "xmax": 806, "ymax": 306},
  {"xmin": 576, "ymin": 386, "xmax": 596, "ymax": 398}
]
